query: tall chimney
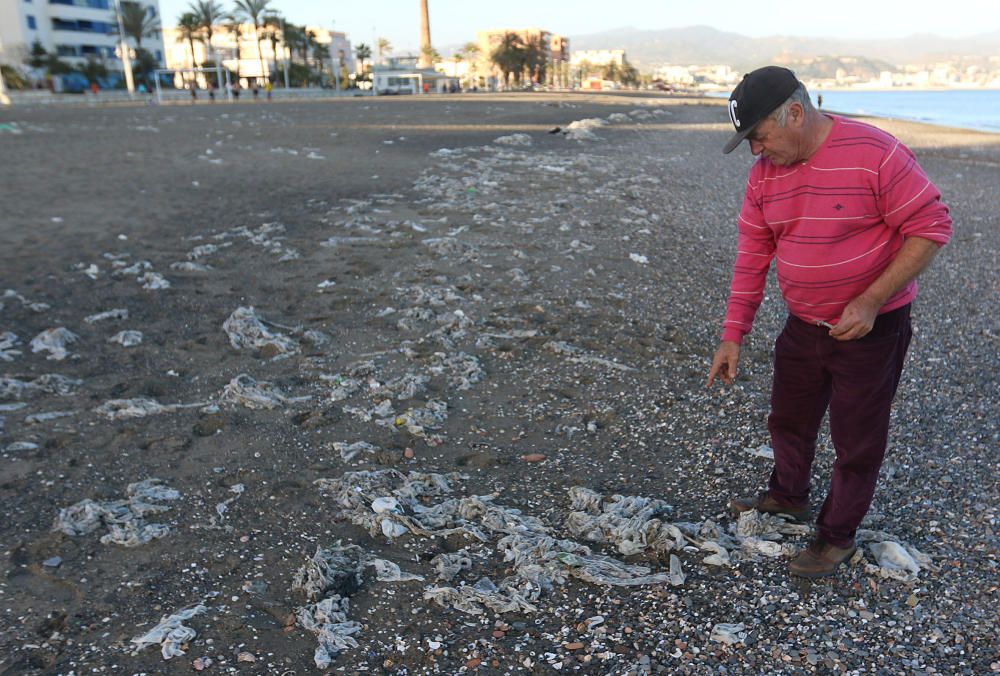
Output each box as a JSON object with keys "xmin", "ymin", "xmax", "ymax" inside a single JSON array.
[{"xmin": 418, "ymin": 0, "xmax": 432, "ymax": 68}]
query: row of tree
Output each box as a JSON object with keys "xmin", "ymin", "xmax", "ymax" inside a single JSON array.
[{"xmin": 174, "ymin": 0, "xmax": 382, "ymax": 87}]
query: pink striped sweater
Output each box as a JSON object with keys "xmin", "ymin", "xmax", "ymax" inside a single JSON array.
[{"xmin": 722, "ymin": 115, "xmax": 952, "ymax": 343}]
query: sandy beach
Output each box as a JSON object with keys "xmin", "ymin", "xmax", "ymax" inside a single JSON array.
[{"xmin": 1, "ymin": 92, "xmax": 998, "ymax": 674}]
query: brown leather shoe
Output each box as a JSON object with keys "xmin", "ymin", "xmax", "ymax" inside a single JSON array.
[
  {"xmin": 729, "ymin": 491, "xmax": 811, "ymax": 522},
  {"xmin": 789, "ymin": 539, "xmax": 857, "ymax": 578}
]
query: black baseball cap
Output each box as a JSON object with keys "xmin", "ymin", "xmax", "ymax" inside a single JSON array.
[{"xmin": 722, "ymin": 66, "xmax": 800, "ymax": 154}]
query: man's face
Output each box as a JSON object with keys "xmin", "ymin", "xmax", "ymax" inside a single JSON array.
[{"xmin": 746, "ymin": 113, "xmax": 801, "ymax": 166}]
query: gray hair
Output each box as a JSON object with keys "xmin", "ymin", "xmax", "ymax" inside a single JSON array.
[{"xmin": 769, "ymin": 83, "xmax": 815, "ymax": 127}]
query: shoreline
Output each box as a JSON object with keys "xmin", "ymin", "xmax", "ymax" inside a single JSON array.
[{"xmin": 697, "ymin": 89, "xmax": 1000, "ymax": 136}]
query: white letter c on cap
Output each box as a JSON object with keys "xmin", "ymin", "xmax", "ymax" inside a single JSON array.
[{"xmin": 729, "ymin": 100, "xmax": 741, "ymax": 128}]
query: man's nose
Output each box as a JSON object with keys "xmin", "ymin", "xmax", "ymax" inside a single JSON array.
[{"xmin": 749, "ymin": 139, "xmax": 763, "ymax": 155}]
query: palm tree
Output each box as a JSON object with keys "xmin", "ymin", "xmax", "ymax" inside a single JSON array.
[
  {"xmin": 231, "ymin": 0, "xmax": 271, "ymax": 82},
  {"xmin": 281, "ymin": 22, "xmax": 302, "ymax": 65},
  {"xmin": 490, "ymin": 32, "xmax": 524, "ymax": 88},
  {"xmin": 119, "ymin": 1, "xmax": 161, "ymax": 51},
  {"xmin": 312, "ymin": 41, "xmax": 329, "ymax": 83},
  {"xmin": 376, "ymin": 37, "xmax": 391, "ymax": 64},
  {"xmin": 188, "ymin": 0, "xmax": 224, "ymax": 57},
  {"xmin": 463, "ymin": 41, "xmax": 480, "ymax": 88},
  {"xmin": 177, "ymin": 11, "xmax": 202, "ymax": 68},
  {"xmin": 262, "ymin": 12, "xmax": 283, "ymax": 81},
  {"xmin": 354, "ymin": 43, "xmax": 371, "ymax": 78}
]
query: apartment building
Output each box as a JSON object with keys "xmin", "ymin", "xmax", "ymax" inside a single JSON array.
[
  {"xmin": 0, "ymin": 0, "xmax": 164, "ymax": 66},
  {"xmin": 474, "ymin": 27, "xmax": 569, "ymax": 88}
]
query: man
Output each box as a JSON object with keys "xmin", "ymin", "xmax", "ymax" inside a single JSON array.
[{"xmin": 707, "ymin": 66, "xmax": 952, "ymax": 578}]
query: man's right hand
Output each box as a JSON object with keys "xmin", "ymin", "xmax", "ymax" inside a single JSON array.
[{"xmin": 706, "ymin": 340, "xmax": 741, "ymax": 387}]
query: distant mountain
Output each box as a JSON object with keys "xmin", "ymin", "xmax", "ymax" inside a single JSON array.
[{"xmin": 568, "ymin": 25, "xmax": 1000, "ymax": 71}]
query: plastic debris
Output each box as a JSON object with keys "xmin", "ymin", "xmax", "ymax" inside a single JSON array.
[
  {"xmin": 297, "ymin": 595, "xmax": 362, "ymax": 669},
  {"xmin": 545, "ymin": 341, "xmax": 634, "ymax": 372},
  {"xmin": 3, "ymin": 289, "xmax": 50, "ymax": 312},
  {"xmin": 494, "ymin": 133, "xmax": 532, "ymax": 147},
  {"xmin": 131, "ymin": 604, "xmax": 207, "ymax": 659},
  {"xmin": 54, "ymin": 478, "xmax": 181, "ymax": 547},
  {"xmin": 30, "ymin": 327, "xmax": 80, "ymax": 360},
  {"xmin": 0, "ymin": 332, "xmax": 22, "ymax": 361},
  {"xmin": 332, "ymin": 441, "xmax": 381, "ymax": 462},
  {"xmin": 84, "ymin": 308, "xmax": 129, "ymax": 324},
  {"xmin": 139, "ymin": 272, "xmax": 171, "ymax": 289},
  {"xmin": 366, "ymin": 558, "xmax": 425, "ymax": 582},
  {"xmin": 25, "ymin": 410, "xmax": 78, "ymax": 424},
  {"xmin": 1, "ymin": 373, "xmax": 82, "ymax": 399},
  {"xmin": 431, "ymin": 551, "xmax": 473, "ymax": 582},
  {"xmin": 629, "ymin": 253, "xmax": 649, "ymax": 265},
  {"xmin": 222, "ymin": 306, "xmax": 299, "ymax": 355},
  {"xmin": 293, "ymin": 543, "xmax": 365, "ymax": 668},
  {"xmin": 866, "ymin": 541, "xmax": 923, "ymax": 581},
  {"xmin": 710, "ymin": 622, "xmax": 747, "ymax": 645},
  {"xmin": 668, "ymin": 554, "xmax": 686, "ymax": 586},
  {"xmin": 94, "ymin": 398, "xmax": 204, "ymax": 420},
  {"xmin": 109, "ymin": 330, "xmax": 143, "ymax": 347},
  {"xmin": 214, "ymin": 483, "xmax": 245, "ymax": 519},
  {"xmin": 745, "ymin": 444, "xmax": 775, "ymax": 459},
  {"xmin": 220, "ymin": 374, "xmax": 311, "ymax": 410}
]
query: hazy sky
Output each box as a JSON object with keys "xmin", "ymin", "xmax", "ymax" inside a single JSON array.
[{"xmin": 158, "ymin": 0, "xmax": 997, "ymax": 53}]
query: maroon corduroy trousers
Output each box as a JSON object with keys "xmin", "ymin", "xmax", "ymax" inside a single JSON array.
[{"xmin": 766, "ymin": 304, "xmax": 912, "ymax": 548}]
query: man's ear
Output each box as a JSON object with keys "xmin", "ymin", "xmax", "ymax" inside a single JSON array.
[{"xmin": 789, "ymin": 102, "xmax": 806, "ymax": 128}]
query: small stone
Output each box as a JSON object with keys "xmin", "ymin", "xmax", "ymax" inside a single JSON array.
[
  {"xmin": 237, "ymin": 651, "xmax": 256, "ymax": 663},
  {"xmin": 563, "ymin": 642, "xmax": 585, "ymax": 650},
  {"xmin": 42, "ymin": 556, "xmax": 63, "ymax": 568},
  {"xmin": 492, "ymin": 630, "xmax": 505, "ymax": 638},
  {"xmin": 465, "ymin": 657, "xmax": 481, "ymax": 668},
  {"xmin": 906, "ymin": 594, "xmax": 919, "ymax": 607},
  {"xmin": 404, "ymin": 447, "xmax": 415, "ymax": 459},
  {"xmin": 521, "ymin": 453, "xmax": 546, "ymax": 463},
  {"xmin": 192, "ymin": 656, "xmax": 212, "ymax": 670}
]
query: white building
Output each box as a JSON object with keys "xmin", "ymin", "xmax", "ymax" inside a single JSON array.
[
  {"xmin": 569, "ymin": 49, "xmax": 625, "ymax": 67},
  {"xmin": 0, "ymin": 0, "xmax": 164, "ymax": 68}
]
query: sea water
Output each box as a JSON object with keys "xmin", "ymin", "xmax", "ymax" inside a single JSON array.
[{"xmin": 809, "ymin": 89, "xmax": 1000, "ymax": 133}]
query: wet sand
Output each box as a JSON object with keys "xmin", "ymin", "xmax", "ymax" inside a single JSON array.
[{"xmin": 1, "ymin": 93, "xmax": 998, "ymax": 674}]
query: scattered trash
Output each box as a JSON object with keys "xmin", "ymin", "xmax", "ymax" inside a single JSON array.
[
  {"xmin": 94, "ymin": 398, "xmax": 204, "ymax": 420},
  {"xmin": 108, "ymin": 330, "xmax": 143, "ymax": 347},
  {"xmin": 222, "ymin": 306, "xmax": 299, "ymax": 355},
  {"xmin": 293, "ymin": 543, "xmax": 365, "ymax": 668},
  {"xmin": 131, "ymin": 604, "xmax": 207, "ymax": 659},
  {"xmin": 4, "ymin": 289, "xmax": 50, "ymax": 312},
  {"xmin": 220, "ymin": 374, "xmax": 311, "ymax": 410},
  {"xmin": 139, "ymin": 272, "xmax": 171, "ymax": 290},
  {"xmin": 214, "ymin": 483, "xmax": 245, "ymax": 519},
  {"xmin": 629, "ymin": 253, "xmax": 649, "ymax": 265},
  {"xmin": 745, "ymin": 445, "xmax": 775, "ymax": 460},
  {"xmin": 0, "ymin": 332, "xmax": 21, "ymax": 361},
  {"xmin": 1, "ymin": 373, "xmax": 82, "ymax": 399},
  {"xmin": 710, "ymin": 622, "xmax": 747, "ymax": 645},
  {"xmin": 494, "ymin": 134, "xmax": 532, "ymax": 147},
  {"xmin": 545, "ymin": 341, "xmax": 633, "ymax": 372},
  {"xmin": 30, "ymin": 328, "xmax": 80, "ymax": 361},
  {"xmin": 332, "ymin": 441, "xmax": 381, "ymax": 462},
  {"xmin": 54, "ymin": 478, "xmax": 181, "ymax": 547},
  {"xmin": 84, "ymin": 308, "xmax": 128, "ymax": 324}
]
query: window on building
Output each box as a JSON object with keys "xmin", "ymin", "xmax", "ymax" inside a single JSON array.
[
  {"xmin": 56, "ymin": 44, "xmax": 79, "ymax": 56},
  {"xmin": 27, "ymin": 15, "xmax": 37, "ymax": 29}
]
